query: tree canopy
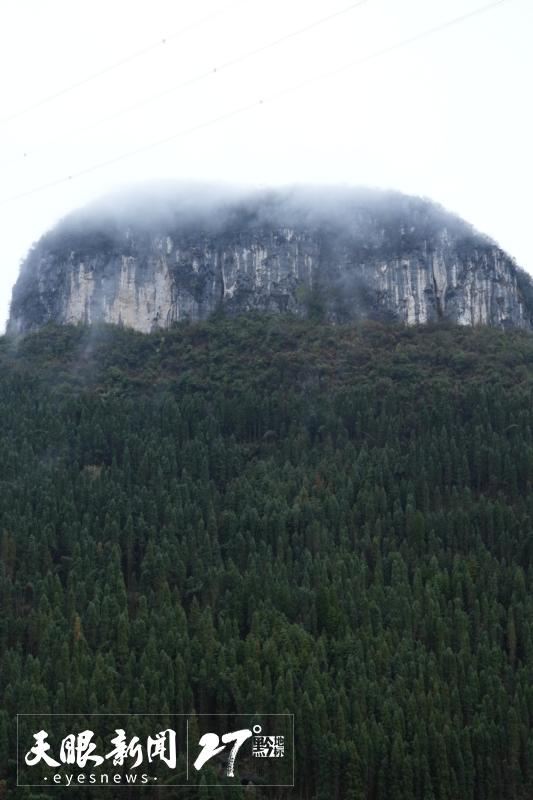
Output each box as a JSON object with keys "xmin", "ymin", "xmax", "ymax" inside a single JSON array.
[{"xmin": 1, "ymin": 315, "xmax": 533, "ymax": 799}]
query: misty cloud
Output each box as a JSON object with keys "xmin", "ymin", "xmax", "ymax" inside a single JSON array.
[{"xmin": 36, "ymin": 181, "xmax": 491, "ymax": 250}]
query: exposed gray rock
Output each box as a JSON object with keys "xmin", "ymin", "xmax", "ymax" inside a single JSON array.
[{"xmin": 7, "ymin": 185, "xmax": 533, "ymax": 333}]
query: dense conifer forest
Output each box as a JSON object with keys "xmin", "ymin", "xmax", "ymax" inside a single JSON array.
[{"xmin": 1, "ymin": 315, "xmax": 533, "ymax": 799}]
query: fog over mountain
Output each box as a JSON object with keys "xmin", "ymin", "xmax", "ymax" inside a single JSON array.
[{"xmin": 8, "ymin": 183, "xmax": 533, "ymax": 334}]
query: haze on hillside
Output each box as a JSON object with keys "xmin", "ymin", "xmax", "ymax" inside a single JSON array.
[
  {"xmin": 0, "ymin": 0, "xmax": 531, "ymax": 332},
  {"xmin": 34, "ymin": 182, "xmax": 483, "ymax": 240}
]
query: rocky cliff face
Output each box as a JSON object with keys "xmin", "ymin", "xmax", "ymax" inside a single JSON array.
[{"xmin": 8, "ymin": 185, "xmax": 533, "ymax": 333}]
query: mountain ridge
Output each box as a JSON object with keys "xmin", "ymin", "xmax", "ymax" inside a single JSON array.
[{"xmin": 8, "ymin": 184, "xmax": 533, "ymax": 333}]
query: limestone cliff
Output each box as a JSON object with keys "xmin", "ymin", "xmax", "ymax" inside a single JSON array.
[{"xmin": 8, "ymin": 185, "xmax": 533, "ymax": 333}]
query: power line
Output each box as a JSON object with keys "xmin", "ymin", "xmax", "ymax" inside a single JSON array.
[
  {"xmin": 16, "ymin": 0, "xmax": 371, "ymax": 161},
  {"xmin": 0, "ymin": 0, "xmax": 245, "ymax": 125},
  {"xmin": 0, "ymin": 0, "xmax": 513, "ymax": 207}
]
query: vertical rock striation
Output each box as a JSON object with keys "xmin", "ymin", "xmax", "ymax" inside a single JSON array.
[{"xmin": 7, "ymin": 185, "xmax": 533, "ymax": 333}]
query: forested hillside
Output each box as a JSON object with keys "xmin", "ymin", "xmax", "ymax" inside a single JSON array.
[{"xmin": 1, "ymin": 315, "xmax": 533, "ymax": 799}]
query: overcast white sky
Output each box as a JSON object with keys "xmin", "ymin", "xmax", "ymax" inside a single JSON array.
[{"xmin": 0, "ymin": 0, "xmax": 531, "ymax": 331}]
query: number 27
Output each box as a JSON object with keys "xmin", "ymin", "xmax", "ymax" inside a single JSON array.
[{"xmin": 194, "ymin": 729, "xmax": 252, "ymax": 777}]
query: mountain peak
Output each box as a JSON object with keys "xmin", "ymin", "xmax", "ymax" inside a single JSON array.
[{"xmin": 8, "ymin": 184, "xmax": 533, "ymax": 334}]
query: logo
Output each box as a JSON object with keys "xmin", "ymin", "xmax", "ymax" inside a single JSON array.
[
  {"xmin": 252, "ymin": 727, "xmax": 285, "ymax": 758},
  {"xmin": 17, "ymin": 713, "xmax": 294, "ymax": 788}
]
